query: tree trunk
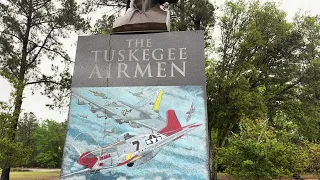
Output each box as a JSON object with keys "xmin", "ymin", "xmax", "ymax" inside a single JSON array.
[
  {"xmin": 126, "ymin": 0, "xmax": 130, "ymax": 10},
  {"xmin": 210, "ymin": 146, "xmax": 218, "ymax": 180},
  {"xmin": 0, "ymin": 86, "xmax": 25, "ymax": 180},
  {"xmin": 1, "ymin": 167, "xmax": 10, "ymax": 180},
  {"xmin": 194, "ymin": 15, "xmax": 201, "ymax": 30},
  {"xmin": 209, "ymin": 129, "xmax": 219, "ymax": 180},
  {"xmin": 1, "ymin": 166, "xmax": 10, "ymax": 180},
  {"xmin": 180, "ymin": 0, "xmax": 187, "ymax": 31},
  {"xmin": 195, "ymin": 20, "xmax": 201, "ymax": 30},
  {"xmin": 9, "ymin": 85, "xmax": 24, "ymax": 139}
]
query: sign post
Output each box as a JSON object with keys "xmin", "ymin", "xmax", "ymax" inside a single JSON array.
[{"xmin": 60, "ymin": 1, "xmax": 210, "ymax": 179}]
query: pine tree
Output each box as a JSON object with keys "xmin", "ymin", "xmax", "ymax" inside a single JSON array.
[{"xmin": 0, "ymin": 1, "xmax": 88, "ymax": 179}]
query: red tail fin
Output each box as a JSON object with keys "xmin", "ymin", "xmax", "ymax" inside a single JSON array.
[{"xmin": 158, "ymin": 110, "xmax": 182, "ymax": 136}]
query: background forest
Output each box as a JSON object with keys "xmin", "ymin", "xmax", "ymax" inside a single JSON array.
[{"xmin": 0, "ymin": 0, "xmax": 319, "ymax": 180}]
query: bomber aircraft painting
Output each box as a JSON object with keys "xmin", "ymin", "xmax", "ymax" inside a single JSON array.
[
  {"xmin": 186, "ymin": 103, "xmax": 196, "ymax": 122},
  {"xmin": 90, "ymin": 90, "xmax": 110, "ymax": 99},
  {"xmin": 72, "ymin": 89, "xmax": 165, "ymax": 131}
]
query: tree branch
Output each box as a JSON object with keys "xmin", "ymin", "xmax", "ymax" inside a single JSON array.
[
  {"xmin": 26, "ymin": 80, "xmax": 62, "ymax": 85},
  {"xmin": 269, "ymin": 76, "xmax": 304, "ymax": 102},
  {"xmin": 33, "ymin": 0, "xmax": 52, "ymax": 11},
  {"xmin": 26, "ymin": 27, "xmax": 55, "ymax": 68},
  {"xmin": 1, "ymin": 30, "xmax": 23, "ymax": 43},
  {"xmin": 41, "ymin": 46, "xmax": 73, "ymax": 63}
]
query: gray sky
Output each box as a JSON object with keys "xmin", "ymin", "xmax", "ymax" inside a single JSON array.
[{"xmin": 0, "ymin": 0, "xmax": 319, "ymax": 122}]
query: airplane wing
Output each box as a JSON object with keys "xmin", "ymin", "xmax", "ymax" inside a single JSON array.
[
  {"xmin": 61, "ymin": 168, "xmax": 92, "ymax": 179},
  {"xmin": 133, "ymin": 148, "xmax": 162, "ymax": 166},
  {"xmin": 72, "ymin": 93, "xmax": 117, "ymax": 117},
  {"xmin": 119, "ymin": 100, "xmax": 154, "ymax": 116},
  {"xmin": 128, "ymin": 119, "xmax": 160, "ymax": 132},
  {"xmin": 72, "ymin": 93, "xmax": 162, "ymax": 131},
  {"xmin": 61, "ymin": 165, "xmax": 115, "ymax": 179},
  {"xmin": 119, "ymin": 89, "xmax": 164, "ymax": 117}
]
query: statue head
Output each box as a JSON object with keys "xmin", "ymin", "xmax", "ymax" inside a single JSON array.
[
  {"xmin": 113, "ymin": 0, "xmax": 179, "ymax": 33},
  {"xmin": 130, "ymin": 0, "xmax": 178, "ymax": 12}
]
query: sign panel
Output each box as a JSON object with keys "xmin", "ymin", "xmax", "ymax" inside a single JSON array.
[{"xmin": 61, "ymin": 31, "xmax": 210, "ymax": 180}]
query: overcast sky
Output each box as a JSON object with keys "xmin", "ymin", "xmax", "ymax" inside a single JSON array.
[{"xmin": 0, "ymin": 0, "xmax": 319, "ymax": 122}]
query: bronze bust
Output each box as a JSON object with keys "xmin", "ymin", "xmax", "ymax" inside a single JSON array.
[{"xmin": 113, "ymin": 0, "xmax": 178, "ymax": 33}]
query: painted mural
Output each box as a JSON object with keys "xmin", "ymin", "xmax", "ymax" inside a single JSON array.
[{"xmin": 61, "ymin": 86, "xmax": 209, "ymax": 180}]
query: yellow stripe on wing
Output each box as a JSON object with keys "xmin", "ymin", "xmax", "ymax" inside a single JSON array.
[{"xmin": 153, "ymin": 90, "xmax": 163, "ymax": 112}]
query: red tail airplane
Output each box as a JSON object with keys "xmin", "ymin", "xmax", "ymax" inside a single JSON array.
[{"xmin": 62, "ymin": 109, "xmax": 201, "ymax": 178}]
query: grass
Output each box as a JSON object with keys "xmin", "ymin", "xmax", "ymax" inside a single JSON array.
[
  {"xmin": 217, "ymin": 173, "xmax": 319, "ymax": 180},
  {"xmin": 0, "ymin": 170, "xmax": 318, "ymax": 180},
  {"xmin": 10, "ymin": 171, "xmax": 60, "ymax": 180},
  {"xmin": 218, "ymin": 173, "xmax": 236, "ymax": 180},
  {"xmin": 0, "ymin": 170, "xmax": 61, "ymax": 180}
]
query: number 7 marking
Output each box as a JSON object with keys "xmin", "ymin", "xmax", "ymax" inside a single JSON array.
[{"xmin": 132, "ymin": 141, "xmax": 140, "ymax": 151}]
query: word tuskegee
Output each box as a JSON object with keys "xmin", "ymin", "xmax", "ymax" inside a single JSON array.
[{"xmin": 88, "ymin": 39, "xmax": 188, "ymax": 79}]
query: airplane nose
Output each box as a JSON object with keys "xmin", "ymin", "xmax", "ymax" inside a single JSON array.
[{"xmin": 77, "ymin": 152, "xmax": 98, "ymax": 169}]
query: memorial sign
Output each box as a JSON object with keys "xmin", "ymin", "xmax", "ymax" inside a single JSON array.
[{"xmin": 61, "ymin": 31, "xmax": 210, "ymax": 179}]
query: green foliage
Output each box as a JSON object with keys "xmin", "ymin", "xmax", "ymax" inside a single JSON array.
[
  {"xmin": 0, "ymin": 0, "xmax": 89, "ymax": 111},
  {"xmin": 0, "ymin": 108, "xmax": 66, "ymax": 169},
  {"xmin": 171, "ymin": 0, "xmax": 216, "ymax": 47},
  {"xmin": 16, "ymin": 113, "xmax": 39, "ymax": 167},
  {"xmin": 0, "ymin": 1, "xmax": 88, "ymax": 178},
  {"xmin": 33, "ymin": 120, "xmax": 66, "ymax": 168},
  {"xmin": 0, "ymin": 138, "xmax": 32, "ymax": 168},
  {"xmin": 17, "ymin": 113, "xmax": 38, "ymax": 146},
  {"xmin": 207, "ymin": 0, "xmax": 320, "ymax": 153},
  {"xmin": 0, "ymin": 102, "xmax": 12, "ymax": 139},
  {"xmin": 305, "ymin": 142, "xmax": 320, "ymax": 175},
  {"xmin": 92, "ymin": 14, "xmax": 116, "ymax": 35},
  {"xmin": 207, "ymin": 1, "xmax": 320, "ymax": 179},
  {"xmin": 0, "ymin": 102, "xmax": 32, "ymax": 168},
  {"xmin": 219, "ymin": 118, "xmax": 309, "ymax": 179}
]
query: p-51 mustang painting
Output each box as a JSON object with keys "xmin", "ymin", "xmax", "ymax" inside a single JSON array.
[
  {"xmin": 62, "ymin": 110, "xmax": 201, "ymax": 178},
  {"xmin": 61, "ymin": 86, "xmax": 209, "ymax": 179}
]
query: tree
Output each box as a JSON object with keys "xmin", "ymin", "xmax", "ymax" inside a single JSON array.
[
  {"xmin": 83, "ymin": 0, "xmax": 127, "ymax": 34},
  {"xmin": 92, "ymin": 14, "xmax": 116, "ymax": 35},
  {"xmin": 305, "ymin": 142, "xmax": 320, "ymax": 175},
  {"xmin": 0, "ymin": 102, "xmax": 12, "ymax": 139},
  {"xmin": 0, "ymin": 103, "xmax": 32, "ymax": 173},
  {"xmin": 16, "ymin": 113, "xmax": 38, "ymax": 147},
  {"xmin": 206, "ymin": 0, "xmax": 320, "ymax": 179},
  {"xmin": 16, "ymin": 113, "xmax": 39, "ymax": 167},
  {"xmin": 33, "ymin": 120, "xmax": 66, "ymax": 168},
  {"xmin": 170, "ymin": 0, "xmax": 216, "ymax": 46},
  {"xmin": 283, "ymin": 14, "xmax": 320, "ymax": 141},
  {"xmin": 0, "ymin": 1, "xmax": 88, "ymax": 179},
  {"xmin": 219, "ymin": 118, "xmax": 309, "ymax": 179},
  {"xmin": 206, "ymin": 1, "xmax": 267, "ymax": 178}
]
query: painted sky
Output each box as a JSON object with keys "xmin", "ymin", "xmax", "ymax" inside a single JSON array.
[{"xmin": 61, "ymin": 86, "xmax": 209, "ymax": 180}]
